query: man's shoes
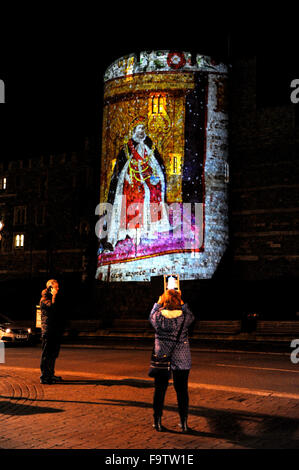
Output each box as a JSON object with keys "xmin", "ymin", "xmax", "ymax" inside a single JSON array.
[
  {"xmin": 40, "ymin": 377, "xmax": 53, "ymax": 385},
  {"xmin": 51, "ymin": 375, "xmax": 63, "ymax": 382},
  {"xmin": 40, "ymin": 375, "xmax": 63, "ymax": 384}
]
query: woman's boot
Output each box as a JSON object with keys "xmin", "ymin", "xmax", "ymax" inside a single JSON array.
[
  {"xmin": 179, "ymin": 416, "xmax": 188, "ymax": 432},
  {"xmin": 153, "ymin": 415, "xmax": 163, "ymax": 432}
]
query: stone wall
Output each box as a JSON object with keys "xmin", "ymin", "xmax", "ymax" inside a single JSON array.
[{"xmin": 230, "ymin": 57, "xmax": 299, "ymax": 284}]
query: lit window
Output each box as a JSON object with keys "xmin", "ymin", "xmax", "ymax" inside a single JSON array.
[
  {"xmin": 169, "ymin": 153, "xmax": 182, "ymax": 175},
  {"xmin": 173, "ymin": 156, "xmax": 177, "ymax": 174},
  {"xmin": 149, "ymin": 93, "xmax": 167, "ymax": 115},
  {"xmin": 0, "ymin": 177, "xmax": 7, "ymax": 190},
  {"xmin": 15, "ymin": 234, "xmax": 25, "ymax": 248}
]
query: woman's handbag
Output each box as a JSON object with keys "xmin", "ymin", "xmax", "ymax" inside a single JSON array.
[
  {"xmin": 148, "ymin": 313, "xmax": 186, "ymax": 379},
  {"xmin": 148, "ymin": 350, "xmax": 171, "ymax": 378}
]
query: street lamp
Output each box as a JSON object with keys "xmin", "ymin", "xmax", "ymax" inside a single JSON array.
[{"xmin": 0, "ymin": 220, "xmax": 4, "ymax": 240}]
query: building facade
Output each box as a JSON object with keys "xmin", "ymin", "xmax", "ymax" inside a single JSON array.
[
  {"xmin": 228, "ymin": 57, "xmax": 299, "ymax": 319},
  {"xmin": 0, "ymin": 142, "xmax": 98, "ymax": 318},
  {"xmin": 0, "ymin": 57, "xmax": 298, "ymax": 321}
]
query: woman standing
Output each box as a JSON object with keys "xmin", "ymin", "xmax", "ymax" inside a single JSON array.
[{"xmin": 149, "ymin": 289, "xmax": 195, "ymax": 432}]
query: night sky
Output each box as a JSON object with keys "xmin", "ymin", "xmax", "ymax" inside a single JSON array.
[{"xmin": 0, "ymin": 27, "xmax": 298, "ymax": 161}]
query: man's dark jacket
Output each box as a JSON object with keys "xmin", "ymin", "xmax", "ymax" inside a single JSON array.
[{"xmin": 40, "ymin": 288, "xmax": 64, "ymax": 338}]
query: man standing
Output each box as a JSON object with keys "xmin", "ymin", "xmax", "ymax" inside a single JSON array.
[{"xmin": 39, "ymin": 279, "xmax": 64, "ymax": 384}]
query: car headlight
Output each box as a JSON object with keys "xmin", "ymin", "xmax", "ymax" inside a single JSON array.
[
  {"xmin": 5, "ymin": 328, "xmax": 11, "ymax": 333},
  {"xmin": 27, "ymin": 328, "xmax": 31, "ymax": 334}
]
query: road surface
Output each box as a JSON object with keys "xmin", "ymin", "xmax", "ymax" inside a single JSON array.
[{"xmin": 3, "ymin": 344, "xmax": 299, "ymax": 398}]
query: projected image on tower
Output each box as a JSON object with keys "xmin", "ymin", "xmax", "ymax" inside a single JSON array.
[
  {"xmin": 98, "ymin": 78, "xmax": 205, "ymax": 263},
  {"xmin": 96, "ymin": 51, "xmax": 228, "ymax": 282}
]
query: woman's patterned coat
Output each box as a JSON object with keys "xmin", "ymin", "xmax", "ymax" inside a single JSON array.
[{"xmin": 149, "ymin": 303, "xmax": 195, "ymax": 370}]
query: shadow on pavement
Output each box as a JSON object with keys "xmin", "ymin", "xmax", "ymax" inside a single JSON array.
[
  {"xmin": 53, "ymin": 378, "xmax": 153, "ymax": 388},
  {"xmin": 0, "ymin": 400, "xmax": 64, "ymax": 415},
  {"xmin": 100, "ymin": 398, "xmax": 299, "ymax": 449}
]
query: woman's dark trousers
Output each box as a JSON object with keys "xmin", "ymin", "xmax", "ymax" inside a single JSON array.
[{"xmin": 153, "ymin": 370, "xmax": 190, "ymax": 420}]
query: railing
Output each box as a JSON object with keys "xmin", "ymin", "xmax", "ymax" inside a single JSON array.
[
  {"xmin": 256, "ymin": 321, "xmax": 299, "ymax": 336},
  {"xmin": 62, "ymin": 319, "xmax": 299, "ymax": 340},
  {"xmin": 191, "ymin": 320, "xmax": 241, "ymax": 335}
]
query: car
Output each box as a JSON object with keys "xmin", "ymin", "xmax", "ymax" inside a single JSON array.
[{"xmin": 0, "ymin": 313, "xmax": 36, "ymax": 344}]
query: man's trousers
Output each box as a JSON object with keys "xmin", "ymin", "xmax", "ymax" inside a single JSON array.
[{"xmin": 40, "ymin": 334, "xmax": 61, "ymax": 380}]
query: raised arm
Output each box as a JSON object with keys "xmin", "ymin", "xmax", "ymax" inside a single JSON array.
[
  {"xmin": 149, "ymin": 302, "xmax": 162, "ymax": 328},
  {"xmin": 40, "ymin": 289, "xmax": 54, "ymax": 309},
  {"xmin": 182, "ymin": 303, "xmax": 195, "ymax": 327}
]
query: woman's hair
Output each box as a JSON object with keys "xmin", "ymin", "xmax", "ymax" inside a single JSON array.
[{"xmin": 160, "ymin": 289, "xmax": 182, "ymax": 310}]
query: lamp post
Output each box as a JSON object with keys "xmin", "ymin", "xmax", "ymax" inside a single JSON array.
[{"xmin": 0, "ymin": 220, "xmax": 4, "ymax": 241}]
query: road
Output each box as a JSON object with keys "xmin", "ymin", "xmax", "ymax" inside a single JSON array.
[{"xmin": 3, "ymin": 344, "xmax": 299, "ymax": 398}]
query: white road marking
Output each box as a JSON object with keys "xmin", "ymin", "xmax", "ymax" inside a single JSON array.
[
  {"xmin": 216, "ymin": 363, "xmax": 299, "ymax": 374},
  {"xmin": 188, "ymin": 382, "xmax": 299, "ymax": 400}
]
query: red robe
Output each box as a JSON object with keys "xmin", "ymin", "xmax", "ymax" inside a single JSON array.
[{"xmin": 122, "ymin": 139, "xmax": 163, "ymax": 229}]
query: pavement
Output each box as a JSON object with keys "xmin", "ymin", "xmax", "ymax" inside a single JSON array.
[{"xmin": 0, "ymin": 342, "xmax": 299, "ymax": 452}]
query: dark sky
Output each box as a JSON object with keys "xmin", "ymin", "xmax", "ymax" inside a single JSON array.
[{"xmin": 0, "ymin": 27, "xmax": 298, "ymax": 161}]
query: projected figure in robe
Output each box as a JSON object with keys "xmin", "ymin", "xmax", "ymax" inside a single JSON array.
[{"xmin": 100, "ymin": 122, "xmax": 170, "ymax": 253}]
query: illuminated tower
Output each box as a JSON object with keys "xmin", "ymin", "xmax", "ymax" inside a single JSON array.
[{"xmin": 96, "ymin": 51, "xmax": 229, "ymax": 282}]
